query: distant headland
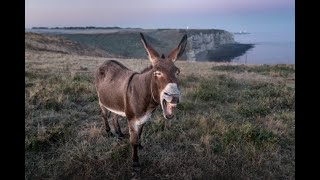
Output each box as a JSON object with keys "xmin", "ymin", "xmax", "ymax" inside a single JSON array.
[{"xmin": 26, "ymin": 27, "xmax": 254, "ymax": 62}]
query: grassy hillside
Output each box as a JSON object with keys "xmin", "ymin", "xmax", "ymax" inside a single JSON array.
[
  {"xmin": 25, "ymin": 50, "xmax": 295, "ymax": 179},
  {"xmin": 25, "ymin": 32, "xmax": 118, "ymax": 58},
  {"xmin": 60, "ymin": 30, "xmax": 187, "ymax": 60}
]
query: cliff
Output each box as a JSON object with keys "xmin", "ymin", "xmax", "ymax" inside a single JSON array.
[{"xmin": 184, "ymin": 30, "xmax": 235, "ymax": 61}]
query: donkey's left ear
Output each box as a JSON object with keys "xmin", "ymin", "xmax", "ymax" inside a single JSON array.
[{"xmin": 167, "ymin": 34, "xmax": 188, "ymax": 62}]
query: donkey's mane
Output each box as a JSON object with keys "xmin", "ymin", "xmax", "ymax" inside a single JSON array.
[{"xmin": 140, "ymin": 65, "xmax": 153, "ymax": 73}]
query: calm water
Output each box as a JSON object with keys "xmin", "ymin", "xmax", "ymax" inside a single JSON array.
[{"xmin": 232, "ymin": 32, "xmax": 295, "ymax": 64}]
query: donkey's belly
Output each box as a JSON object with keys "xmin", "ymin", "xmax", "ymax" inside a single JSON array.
[
  {"xmin": 97, "ymin": 87, "xmax": 127, "ymax": 117},
  {"xmin": 99, "ymin": 101, "xmax": 126, "ymax": 117}
]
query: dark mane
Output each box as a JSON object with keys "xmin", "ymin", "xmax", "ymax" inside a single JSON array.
[{"xmin": 140, "ymin": 65, "xmax": 153, "ymax": 73}]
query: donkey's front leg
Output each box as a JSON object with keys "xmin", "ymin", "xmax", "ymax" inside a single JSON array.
[
  {"xmin": 128, "ymin": 120, "xmax": 141, "ymax": 176},
  {"xmin": 137, "ymin": 124, "xmax": 144, "ymax": 149}
]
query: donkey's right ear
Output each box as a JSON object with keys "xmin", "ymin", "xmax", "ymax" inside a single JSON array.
[
  {"xmin": 140, "ymin": 33, "xmax": 160, "ymax": 66},
  {"xmin": 167, "ymin": 34, "xmax": 187, "ymax": 62}
]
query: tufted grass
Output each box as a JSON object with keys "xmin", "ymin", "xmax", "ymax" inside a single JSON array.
[{"xmin": 25, "ymin": 51, "xmax": 295, "ymax": 179}]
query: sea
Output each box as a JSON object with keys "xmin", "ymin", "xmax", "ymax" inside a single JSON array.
[{"xmin": 232, "ymin": 31, "xmax": 295, "ymax": 64}]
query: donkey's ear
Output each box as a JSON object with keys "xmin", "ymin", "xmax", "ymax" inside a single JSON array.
[
  {"xmin": 140, "ymin": 33, "xmax": 160, "ymax": 66},
  {"xmin": 167, "ymin": 34, "xmax": 188, "ymax": 62}
]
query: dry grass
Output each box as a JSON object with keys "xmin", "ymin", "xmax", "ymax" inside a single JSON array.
[{"xmin": 25, "ymin": 51, "xmax": 295, "ymax": 179}]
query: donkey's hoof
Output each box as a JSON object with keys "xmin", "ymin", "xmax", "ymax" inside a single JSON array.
[
  {"xmin": 132, "ymin": 162, "xmax": 141, "ymax": 179},
  {"xmin": 131, "ymin": 171, "xmax": 141, "ymax": 180}
]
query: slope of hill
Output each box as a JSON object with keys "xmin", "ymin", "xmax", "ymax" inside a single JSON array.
[
  {"xmin": 60, "ymin": 31, "xmax": 178, "ymax": 59},
  {"xmin": 25, "ymin": 32, "xmax": 118, "ymax": 58}
]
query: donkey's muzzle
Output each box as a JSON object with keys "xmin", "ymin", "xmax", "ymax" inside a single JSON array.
[{"xmin": 161, "ymin": 83, "xmax": 181, "ymax": 119}]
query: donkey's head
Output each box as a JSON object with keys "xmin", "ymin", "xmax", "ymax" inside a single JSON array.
[{"xmin": 140, "ymin": 33, "xmax": 187, "ymax": 119}]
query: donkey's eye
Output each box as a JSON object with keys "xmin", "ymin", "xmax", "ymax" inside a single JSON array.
[
  {"xmin": 176, "ymin": 70, "xmax": 180, "ymax": 76},
  {"xmin": 154, "ymin": 71, "xmax": 161, "ymax": 76}
]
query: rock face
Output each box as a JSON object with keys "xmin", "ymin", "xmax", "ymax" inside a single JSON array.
[{"xmin": 185, "ymin": 30, "xmax": 235, "ymax": 61}]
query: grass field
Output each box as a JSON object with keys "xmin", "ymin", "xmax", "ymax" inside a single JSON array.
[{"xmin": 25, "ymin": 50, "xmax": 295, "ymax": 179}]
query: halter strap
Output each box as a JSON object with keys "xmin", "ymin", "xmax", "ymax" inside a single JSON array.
[{"xmin": 150, "ymin": 76, "xmax": 158, "ymax": 104}]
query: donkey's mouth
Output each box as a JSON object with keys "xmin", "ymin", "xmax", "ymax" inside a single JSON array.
[
  {"xmin": 162, "ymin": 99, "xmax": 177, "ymax": 119},
  {"xmin": 160, "ymin": 83, "xmax": 180, "ymax": 120}
]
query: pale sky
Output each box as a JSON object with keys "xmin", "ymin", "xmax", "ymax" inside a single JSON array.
[{"xmin": 25, "ymin": 0, "xmax": 294, "ymax": 34}]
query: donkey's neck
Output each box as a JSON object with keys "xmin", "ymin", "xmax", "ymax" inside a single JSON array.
[
  {"xmin": 125, "ymin": 69, "xmax": 158, "ymax": 118},
  {"xmin": 137, "ymin": 70, "xmax": 158, "ymax": 107}
]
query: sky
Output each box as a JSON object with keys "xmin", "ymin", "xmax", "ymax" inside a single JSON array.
[{"xmin": 25, "ymin": 0, "xmax": 295, "ymax": 34}]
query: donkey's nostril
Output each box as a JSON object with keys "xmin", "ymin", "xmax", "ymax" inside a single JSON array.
[
  {"xmin": 164, "ymin": 92, "xmax": 169, "ymax": 96},
  {"xmin": 171, "ymin": 96, "xmax": 180, "ymax": 104}
]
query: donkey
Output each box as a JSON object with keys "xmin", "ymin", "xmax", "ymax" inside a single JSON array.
[{"xmin": 94, "ymin": 33, "xmax": 187, "ymax": 174}]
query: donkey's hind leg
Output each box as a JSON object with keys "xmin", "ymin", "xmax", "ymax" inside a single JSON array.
[
  {"xmin": 100, "ymin": 105, "xmax": 113, "ymax": 137},
  {"xmin": 110, "ymin": 113, "xmax": 124, "ymax": 140}
]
